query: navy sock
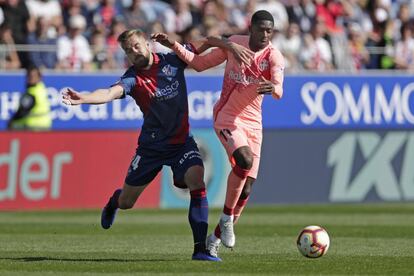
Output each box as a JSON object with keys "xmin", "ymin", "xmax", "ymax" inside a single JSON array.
[
  {"xmin": 109, "ymin": 189, "xmax": 122, "ymax": 209},
  {"xmin": 189, "ymin": 188, "xmax": 209, "ymax": 254}
]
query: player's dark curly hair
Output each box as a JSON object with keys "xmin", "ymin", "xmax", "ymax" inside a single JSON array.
[{"xmin": 251, "ymin": 10, "xmax": 274, "ymax": 25}]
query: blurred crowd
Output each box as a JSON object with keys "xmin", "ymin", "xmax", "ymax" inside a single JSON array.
[{"xmin": 1, "ymin": 0, "xmax": 414, "ymax": 72}]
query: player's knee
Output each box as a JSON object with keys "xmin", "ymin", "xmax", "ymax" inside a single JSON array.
[
  {"xmin": 183, "ymin": 165, "xmax": 205, "ymax": 190},
  {"xmin": 234, "ymin": 149, "xmax": 254, "ymax": 170},
  {"xmin": 242, "ymin": 155, "xmax": 254, "ymax": 169}
]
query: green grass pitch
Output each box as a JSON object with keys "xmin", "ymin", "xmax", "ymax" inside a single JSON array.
[{"xmin": 1, "ymin": 203, "xmax": 413, "ymax": 275}]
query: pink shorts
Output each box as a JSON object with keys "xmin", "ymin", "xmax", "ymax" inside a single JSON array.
[{"xmin": 214, "ymin": 124, "xmax": 262, "ymax": 179}]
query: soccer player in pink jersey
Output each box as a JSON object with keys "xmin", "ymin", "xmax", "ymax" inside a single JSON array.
[{"xmin": 153, "ymin": 10, "xmax": 284, "ymax": 257}]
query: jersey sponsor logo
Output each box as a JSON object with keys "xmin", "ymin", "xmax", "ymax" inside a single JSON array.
[
  {"xmin": 154, "ymin": 80, "xmax": 180, "ymax": 100},
  {"xmin": 228, "ymin": 70, "xmax": 259, "ymax": 85},
  {"xmin": 178, "ymin": 149, "xmax": 202, "ymax": 165}
]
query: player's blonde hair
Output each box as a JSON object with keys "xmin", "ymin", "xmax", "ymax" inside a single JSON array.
[{"xmin": 117, "ymin": 29, "xmax": 146, "ymax": 44}]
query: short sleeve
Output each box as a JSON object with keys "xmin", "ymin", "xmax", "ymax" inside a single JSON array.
[{"xmin": 112, "ymin": 67, "xmax": 137, "ymax": 98}]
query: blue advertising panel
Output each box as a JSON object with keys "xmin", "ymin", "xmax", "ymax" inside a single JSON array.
[
  {"xmin": 252, "ymin": 130, "xmax": 414, "ymax": 204},
  {"xmin": 0, "ymin": 73, "xmax": 222, "ymax": 130},
  {"xmin": 1, "ymin": 73, "xmax": 414, "ymax": 130},
  {"xmin": 265, "ymin": 75, "xmax": 414, "ymax": 129}
]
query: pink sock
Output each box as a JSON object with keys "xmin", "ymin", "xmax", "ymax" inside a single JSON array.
[{"xmin": 224, "ymin": 170, "xmax": 245, "ymax": 212}]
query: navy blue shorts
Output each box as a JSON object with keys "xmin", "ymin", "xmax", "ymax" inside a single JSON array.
[{"xmin": 125, "ymin": 136, "xmax": 203, "ymax": 186}]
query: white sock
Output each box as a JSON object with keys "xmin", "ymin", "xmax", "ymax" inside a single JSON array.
[{"xmin": 221, "ymin": 213, "xmax": 234, "ymax": 222}]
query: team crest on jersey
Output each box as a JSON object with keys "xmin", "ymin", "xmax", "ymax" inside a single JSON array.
[
  {"xmin": 259, "ymin": 59, "xmax": 269, "ymax": 71},
  {"xmin": 162, "ymin": 64, "xmax": 177, "ymax": 81}
]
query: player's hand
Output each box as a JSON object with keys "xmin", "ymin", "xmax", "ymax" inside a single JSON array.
[
  {"xmin": 62, "ymin": 88, "xmax": 83, "ymax": 105},
  {"xmin": 257, "ymin": 76, "xmax": 274, "ymax": 95},
  {"xmin": 151, "ymin": 33, "xmax": 175, "ymax": 48},
  {"xmin": 228, "ymin": 42, "xmax": 254, "ymax": 67}
]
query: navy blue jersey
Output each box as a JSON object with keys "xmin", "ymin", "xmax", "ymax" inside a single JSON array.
[{"xmin": 115, "ymin": 45, "xmax": 195, "ymax": 150}]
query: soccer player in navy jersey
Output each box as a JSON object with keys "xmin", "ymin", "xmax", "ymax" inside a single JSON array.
[{"xmin": 61, "ymin": 29, "xmax": 221, "ymax": 262}]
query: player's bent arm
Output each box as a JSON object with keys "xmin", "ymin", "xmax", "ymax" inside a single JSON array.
[
  {"xmin": 270, "ymin": 49, "xmax": 285, "ymax": 100},
  {"xmin": 271, "ymin": 82, "xmax": 283, "ymax": 100},
  {"xmin": 171, "ymin": 41, "xmax": 226, "ymax": 72}
]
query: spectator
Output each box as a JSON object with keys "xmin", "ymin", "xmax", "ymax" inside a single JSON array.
[
  {"xmin": 1, "ymin": 0, "xmax": 31, "ymax": 68},
  {"xmin": 392, "ymin": 3, "xmax": 412, "ymax": 41},
  {"xmin": 394, "ymin": 23, "xmax": 414, "ymax": 70},
  {"xmin": 106, "ymin": 18, "xmax": 127, "ymax": 68},
  {"xmin": 0, "ymin": 23, "xmax": 21, "ymax": 69},
  {"xmin": 347, "ymin": 22, "xmax": 370, "ymax": 71},
  {"xmin": 341, "ymin": 0, "xmax": 373, "ymax": 34},
  {"xmin": 56, "ymin": 14, "xmax": 92, "ymax": 71},
  {"xmin": 27, "ymin": 16, "xmax": 57, "ymax": 69},
  {"xmin": 148, "ymin": 21, "xmax": 174, "ymax": 54},
  {"xmin": 0, "ymin": 4, "xmax": 4, "ymax": 25},
  {"xmin": 91, "ymin": 29, "xmax": 115, "ymax": 70},
  {"xmin": 181, "ymin": 25, "xmax": 203, "ymax": 44},
  {"xmin": 169, "ymin": 0, "xmax": 193, "ymax": 33},
  {"xmin": 26, "ymin": 0, "xmax": 62, "ymax": 36},
  {"xmin": 255, "ymin": 0, "xmax": 289, "ymax": 32},
  {"xmin": 62, "ymin": 0, "xmax": 91, "ymax": 36},
  {"xmin": 314, "ymin": 0, "xmax": 345, "ymax": 34},
  {"xmin": 122, "ymin": 0, "xmax": 155, "ymax": 32},
  {"xmin": 274, "ymin": 22, "xmax": 302, "ymax": 72},
  {"xmin": 286, "ymin": 0, "xmax": 316, "ymax": 34},
  {"xmin": 93, "ymin": 0, "xmax": 122, "ymax": 32},
  {"xmin": 201, "ymin": 0, "xmax": 231, "ymax": 35},
  {"xmin": 226, "ymin": 0, "xmax": 257, "ymax": 33},
  {"xmin": 374, "ymin": 2, "xmax": 395, "ymax": 63},
  {"xmin": 299, "ymin": 20, "xmax": 333, "ymax": 71}
]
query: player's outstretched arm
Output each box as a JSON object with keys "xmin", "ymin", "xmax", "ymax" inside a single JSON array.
[
  {"xmin": 151, "ymin": 32, "xmax": 226, "ymax": 72},
  {"xmin": 206, "ymin": 36, "xmax": 253, "ymax": 66},
  {"xmin": 62, "ymin": 85, "xmax": 124, "ymax": 105}
]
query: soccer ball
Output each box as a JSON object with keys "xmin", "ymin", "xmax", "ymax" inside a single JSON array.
[{"xmin": 296, "ymin": 225, "xmax": 330, "ymax": 258}]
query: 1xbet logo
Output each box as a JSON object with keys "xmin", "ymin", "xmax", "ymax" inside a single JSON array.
[{"xmin": 328, "ymin": 132, "xmax": 414, "ymax": 201}]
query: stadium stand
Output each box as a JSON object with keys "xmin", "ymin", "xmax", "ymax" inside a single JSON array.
[{"xmin": 1, "ymin": 0, "xmax": 414, "ymax": 72}]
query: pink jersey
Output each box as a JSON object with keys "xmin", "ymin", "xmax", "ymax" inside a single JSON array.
[{"xmin": 172, "ymin": 35, "xmax": 284, "ymax": 129}]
